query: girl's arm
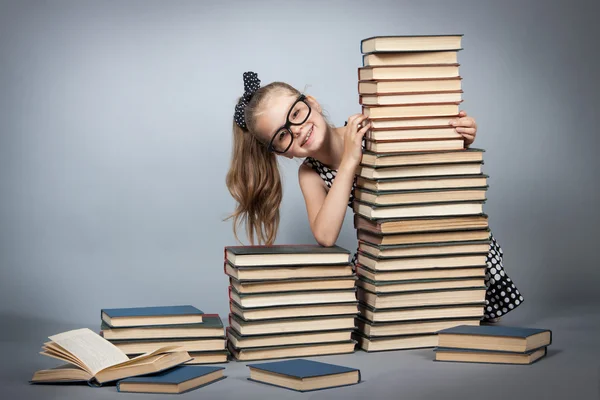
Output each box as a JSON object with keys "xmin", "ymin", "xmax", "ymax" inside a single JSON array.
[
  {"xmin": 298, "ymin": 162, "xmax": 356, "ymax": 247},
  {"xmin": 298, "ymin": 114, "xmax": 370, "ymax": 247}
]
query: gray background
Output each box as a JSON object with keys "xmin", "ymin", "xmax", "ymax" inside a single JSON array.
[{"xmin": 1, "ymin": 0, "xmax": 599, "ymax": 399}]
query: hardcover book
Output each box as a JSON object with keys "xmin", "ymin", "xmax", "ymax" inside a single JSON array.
[
  {"xmin": 101, "ymin": 305, "xmax": 203, "ymax": 327},
  {"xmin": 247, "ymin": 359, "xmax": 360, "ymax": 392},
  {"xmin": 116, "ymin": 365, "xmax": 225, "ymax": 394}
]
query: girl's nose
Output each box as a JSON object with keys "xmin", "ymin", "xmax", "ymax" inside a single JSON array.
[{"xmin": 290, "ymin": 125, "xmax": 302, "ymax": 138}]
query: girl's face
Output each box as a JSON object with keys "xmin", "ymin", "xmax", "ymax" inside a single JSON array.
[{"xmin": 254, "ymin": 92, "xmax": 327, "ymax": 158}]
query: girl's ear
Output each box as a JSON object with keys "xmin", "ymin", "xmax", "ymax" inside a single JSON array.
[{"xmin": 305, "ymin": 95, "xmax": 322, "ymax": 113}]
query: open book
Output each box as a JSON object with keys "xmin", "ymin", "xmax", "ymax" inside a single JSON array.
[{"xmin": 30, "ymin": 328, "xmax": 191, "ymax": 386}]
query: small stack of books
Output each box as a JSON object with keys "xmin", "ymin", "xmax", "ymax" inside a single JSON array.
[
  {"xmin": 434, "ymin": 325, "xmax": 552, "ymax": 365},
  {"xmin": 100, "ymin": 305, "xmax": 228, "ymax": 365},
  {"xmin": 353, "ymin": 35, "xmax": 491, "ymax": 352},
  {"xmin": 224, "ymin": 244, "xmax": 359, "ymax": 361},
  {"xmin": 30, "ymin": 327, "xmax": 227, "ymax": 393},
  {"xmin": 30, "ymin": 327, "xmax": 193, "ymax": 386}
]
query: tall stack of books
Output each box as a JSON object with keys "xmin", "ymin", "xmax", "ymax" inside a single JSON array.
[
  {"xmin": 224, "ymin": 244, "xmax": 359, "ymax": 361},
  {"xmin": 100, "ymin": 305, "xmax": 228, "ymax": 364},
  {"xmin": 352, "ymin": 35, "xmax": 490, "ymax": 352}
]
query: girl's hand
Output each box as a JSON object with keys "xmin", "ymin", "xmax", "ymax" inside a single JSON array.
[
  {"xmin": 449, "ymin": 110, "xmax": 477, "ymax": 147},
  {"xmin": 342, "ymin": 113, "xmax": 370, "ymax": 169}
]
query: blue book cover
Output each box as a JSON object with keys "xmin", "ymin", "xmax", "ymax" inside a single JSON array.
[
  {"xmin": 102, "ymin": 305, "xmax": 203, "ymax": 319},
  {"xmin": 437, "ymin": 325, "xmax": 552, "ymax": 340},
  {"xmin": 247, "ymin": 359, "xmax": 361, "ymax": 392},
  {"xmin": 116, "ymin": 366, "xmax": 225, "ymax": 394}
]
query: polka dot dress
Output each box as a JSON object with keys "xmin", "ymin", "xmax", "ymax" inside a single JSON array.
[
  {"xmin": 302, "ymin": 156, "xmax": 524, "ymax": 322},
  {"xmin": 483, "ymin": 235, "xmax": 524, "ymax": 320}
]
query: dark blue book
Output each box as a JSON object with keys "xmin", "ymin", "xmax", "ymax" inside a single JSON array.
[
  {"xmin": 100, "ymin": 314, "xmax": 223, "ymax": 340},
  {"xmin": 116, "ymin": 366, "xmax": 225, "ymax": 394},
  {"xmin": 436, "ymin": 325, "xmax": 552, "ymax": 353},
  {"xmin": 101, "ymin": 305, "xmax": 203, "ymax": 327},
  {"xmin": 246, "ymin": 359, "xmax": 360, "ymax": 392},
  {"xmin": 225, "ymin": 244, "xmax": 351, "ymax": 267},
  {"xmin": 434, "ymin": 346, "xmax": 548, "ymax": 365}
]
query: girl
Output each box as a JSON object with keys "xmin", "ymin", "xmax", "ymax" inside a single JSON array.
[{"xmin": 226, "ymin": 71, "xmax": 523, "ymax": 322}]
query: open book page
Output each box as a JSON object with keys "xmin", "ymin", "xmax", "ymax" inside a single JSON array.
[
  {"xmin": 107, "ymin": 345, "xmax": 183, "ymax": 370},
  {"xmin": 49, "ymin": 328, "xmax": 129, "ymax": 376}
]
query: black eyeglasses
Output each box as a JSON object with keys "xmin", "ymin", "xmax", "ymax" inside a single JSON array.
[{"xmin": 267, "ymin": 94, "xmax": 311, "ymax": 154}]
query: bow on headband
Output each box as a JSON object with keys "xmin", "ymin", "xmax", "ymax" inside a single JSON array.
[{"xmin": 234, "ymin": 71, "xmax": 261, "ymax": 129}]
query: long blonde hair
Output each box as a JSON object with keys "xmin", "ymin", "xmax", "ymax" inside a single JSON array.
[{"xmin": 225, "ymin": 82, "xmax": 301, "ymax": 245}]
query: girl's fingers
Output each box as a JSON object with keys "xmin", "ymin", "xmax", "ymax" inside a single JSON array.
[{"xmin": 456, "ymin": 127, "xmax": 476, "ymax": 135}]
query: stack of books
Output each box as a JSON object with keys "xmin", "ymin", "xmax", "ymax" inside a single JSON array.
[
  {"xmin": 100, "ymin": 305, "xmax": 228, "ymax": 364},
  {"xmin": 352, "ymin": 35, "xmax": 491, "ymax": 352},
  {"xmin": 30, "ymin": 327, "xmax": 193, "ymax": 386},
  {"xmin": 30, "ymin": 327, "xmax": 227, "ymax": 393},
  {"xmin": 224, "ymin": 244, "xmax": 359, "ymax": 361},
  {"xmin": 434, "ymin": 325, "xmax": 552, "ymax": 365}
]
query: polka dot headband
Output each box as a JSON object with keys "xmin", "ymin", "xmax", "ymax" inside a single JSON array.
[{"xmin": 234, "ymin": 71, "xmax": 261, "ymax": 130}]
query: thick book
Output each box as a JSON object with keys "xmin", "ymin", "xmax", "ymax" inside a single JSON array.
[
  {"xmin": 225, "ymin": 260, "xmax": 354, "ymax": 281},
  {"xmin": 362, "ymin": 103, "xmax": 461, "ymax": 120},
  {"xmin": 357, "ymin": 227, "xmax": 491, "ymax": 246},
  {"xmin": 357, "ymin": 162, "xmax": 483, "ymax": 180},
  {"xmin": 358, "ymin": 302, "xmax": 485, "ymax": 323},
  {"xmin": 356, "ymin": 264, "xmax": 486, "ymax": 282},
  {"xmin": 360, "ymin": 91, "xmax": 463, "ymax": 106},
  {"xmin": 359, "ymin": 65, "xmax": 460, "ymax": 81},
  {"xmin": 365, "ymin": 127, "xmax": 463, "ymax": 141},
  {"xmin": 116, "ymin": 365, "xmax": 225, "ymax": 394},
  {"xmin": 357, "ymin": 316, "xmax": 480, "ymax": 337},
  {"xmin": 356, "ymin": 174, "xmax": 488, "ymax": 192},
  {"xmin": 230, "ymin": 301, "xmax": 359, "ymax": 321},
  {"xmin": 227, "ymin": 326, "xmax": 354, "ymax": 349},
  {"xmin": 229, "ymin": 285, "xmax": 358, "ymax": 308},
  {"xmin": 368, "ymin": 115, "xmax": 461, "ymax": 130},
  {"xmin": 358, "ymin": 239, "xmax": 491, "ymax": 259},
  {"xmin": 353, "ymin": 213, "xmax": 489, "ymax": 234},
  {"xmin": 358, "ymin": 286, "xmax": 487, "ymax": 309},
  {"xmin": 229, "ymin": 313, "xmax": 356, "ymax": 336},
  {"xmin": 229, "ymin": 340, "xmax": 357, "ymax": 361},
  {"xmin": 436, "ymin": 325, "xmax": 552, "ymax": 352},
  {"xmin": 357, "ymin": 276, "xmax": 486, "ymax": 294},
  {"xmin": 100, "ymin": 314, "xmax": 224, "ymax": 340},
  {"xmin": 363, "ymin": 51, "xmax": 460, "ymax": 66},
  {"xmin": 353, "ymin": 200, "xmax": 485, "ymax": 220},
  {"xmin": 354, "ymin": 331, "xmax": 438, "ymax": 351},
  {"xmin": 354, "ymin": 187, "xmax": 488, "ymax": 206},
  {"xmin": 357, "ymin": 251, "xmax": 487, "ymax": 271},
  {"xmin": 30, "ymin": 328, "xmax": 191, "ymax": 386},
  {"xmin": 364, "ymin": 138, "xmax": 465, "ymax": 153},
  {"xmin": 360, "ymin": 147, "xmax": 484, "ymax": 168},
  {"xmin": 230, "ymin": 276, "xmax": 357, "ymax": 294},
  {"xmin": 359, "ymin": 77, "xmax": 462, "ymax": 93},
  {"xmin": 101, "ymin": 305, "xmax": 203, "ymax": 327},
  {"xmin": 434, "ymin": 346, "xmax": 548, "ymax": 365},
  {"xmin": 247, "ymin": 359, "xmax": 361, "ymax": 392},
  {"xmin": 361, "ymin": 35, "xmax": 463, "ymax": 53},
  {"xmin": 225, "ymin": 244, "xmax": 350, "ymax": 266}
]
